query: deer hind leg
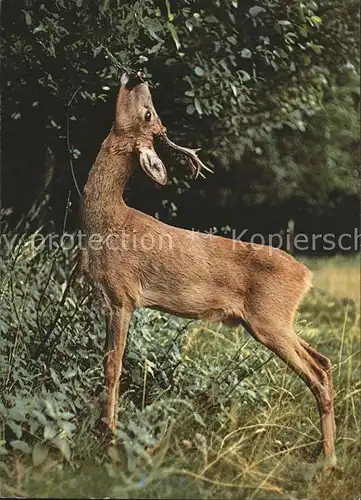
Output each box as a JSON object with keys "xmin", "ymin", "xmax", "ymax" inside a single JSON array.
[
  {"xmin": 299, "ymin": 338, "xmax": 336, "ymax": 437},
  {"xmin": 104, "ymin": 302, "xmax": 133, "ymax": 435},
  {"xmin": 246, "ymin": 318, "xmax": 336, "ymax": 469}
]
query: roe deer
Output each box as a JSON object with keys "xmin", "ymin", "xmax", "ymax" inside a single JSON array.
[{"xmin": 81, "ymin": 72, "xmax": 336, "ymax": 471}]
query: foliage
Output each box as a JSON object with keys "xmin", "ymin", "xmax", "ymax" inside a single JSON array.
[
  {"xmin": 225, "ymin": 67, "xmax": 360, "ymax": 211},
  {"xmin": 1, "ymin": 0, "xmax": 359, "ymax": 227},
  {"xmin": 0, "ymin": 235, "xmax": 360, "ymax": 498}
]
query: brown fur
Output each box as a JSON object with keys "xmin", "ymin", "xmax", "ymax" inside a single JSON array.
[{"xmin": 81, "ymin": 77, "xmax": 336, "ymax": 470}]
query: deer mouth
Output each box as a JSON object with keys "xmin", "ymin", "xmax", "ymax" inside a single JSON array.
[{"xmin": 155, "ymin": 133, "xmax": 213, "ymax": 180}]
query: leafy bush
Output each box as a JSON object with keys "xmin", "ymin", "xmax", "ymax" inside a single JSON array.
[
  {"xmin": 0, "ymin": 233, "xmax": 360, "ymax": 498},
  {"xmin": 0, "ymin": 234, "xmax": 272, "ymax": 469},
  {"xmin": 2, "ymin": 0, "xmax": 359, "ymax": 227}
]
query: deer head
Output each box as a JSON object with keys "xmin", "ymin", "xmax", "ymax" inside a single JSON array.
[{"xmin": 114, "ymin": 72, "xmax": 212, "ymax": 186}]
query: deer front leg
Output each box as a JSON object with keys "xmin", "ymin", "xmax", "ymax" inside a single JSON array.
[{"xmin": 104, "ymin": 303, "xmax": 133, "ymax": 435}]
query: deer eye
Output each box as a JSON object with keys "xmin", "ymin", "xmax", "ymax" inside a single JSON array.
[{"xmin": 145, "ymin": 110, "xmax": 152, "ymax": 122}]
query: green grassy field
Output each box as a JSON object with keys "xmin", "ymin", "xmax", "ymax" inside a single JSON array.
[{"xmin": 0, "ymin": 245, "xmax": 360, "ymax": 499}]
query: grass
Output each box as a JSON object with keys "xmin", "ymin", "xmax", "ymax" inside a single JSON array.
[
  {"xmin": 0, "ymin": 252, "xmax": 360, "ymax": 499},
  {"xmin": 302, "ymin": 255, "xmax": 360, "ymax": 303}
]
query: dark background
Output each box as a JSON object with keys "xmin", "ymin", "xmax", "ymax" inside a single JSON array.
[{"xmin": 1, "ymin": 0, "xmax": 360, "ymax": 253}]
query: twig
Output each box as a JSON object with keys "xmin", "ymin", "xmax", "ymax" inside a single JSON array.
[
  {"xmin": 158, "ymin": 320, "xmax": 193, "ymax": 369},
  {"xmin": 34, "ymin": 255, "xmax": 81, "ymax": 361},
  {"xmin": 225, "ymin": 354, "xmax": 274, "ymax": 399},
  {"xmin": 66, "ymin": 86, "xmax": 82, "ymax": 198}
]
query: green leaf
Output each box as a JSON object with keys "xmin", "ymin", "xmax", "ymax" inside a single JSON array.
[
  {"xmin": 50, "ymin": 368, "xmax": 61, "ymax": 385},
  {"xmin": 8, "ymin": 407, "xmax": 26, "ymax": 422},
  {"xmin": 194, "ymin": 66, "xmax": 205, "ymax": 77},
  {"xmin": 58, "ymin": 421, "xmax": 76, "ymax": 438},
  {"xmin": 33, "ymin": 409, "xmax": 47, "ymax": 426},
  {"xmin": 167, "ymin": 22, "xmax": 180, "ymax": 50},
  {"xmin": 311, "ymin": 15, "xmax": 322, "ymax": 25},
  {"xmin": 44, "ymin": 424, "xmax": 57, "ymax": 440},
  {"xmin": 165, "ymin": 0, "xmax": 174, "ymax": 22},
  {"xmin": 185, "ymin": 20, "xmax": 193, "ymax": 32},
  {"xmin": 59, "ymin": 411, "xmax": 75, "ymax": 420},
  {"xmin": 186, "ymin": 105, "xmax": 195, "ymax": 115},
  {"xmin": 30, "ymin": 420, "xmax": 39, "ymax": 435},
  {"xmin": 45, "ymin": 399, "xmax": 56, "ymax": 419},
  {"xmin": 148, "ymin": 42, "xmax": 163, "ymax": 54},
  {"xmin": 0, "ymin": 442, "xmax": 8, "ymax": 456},
  {"xmin": 308, "ymin": 42, "xmax": 323, "ymax": 54},
  {"xmin": 249, "ymin": 6, "xmax": 266, "ymax": 17},
  {"xmin": 52, "ymin": 437, "xmax": 71, "ymax": 461},
  {"xmin": 11, "ymin": 440, "xmax": 31, "ymax": 454},
  {"xmin": 194, "ymin": 412, "xmax": 206, "ymax": 427},
  {"xmin": 7, "ymin": 420, "xmax": 22, "ymax": 439},
  {"xmin": 299, "ymin": 24, "xmax": 308, "ymax": 37},
  {"xmin": 93, "ymin": 46, "xmax": 102, "ymax": 58},
  {"xmin": 101, "ymin": 0, "xmax": 110, "ymax": 12},
  {"xmin": 194, "ymin": 97, "xmax": 202, "ymax": 115},
  {"xmin": 107, "ymin": 446, "xmax": 120, "ymax": 462},
  {"xmin": 32, "ymin": 442, "xmax": 49, "ymax": 467},
  {"xmin": 240, "ymin": 70, "xmax": 251, "ymax": 82},
  {"xmin": 230, "ymin": 83, "xmax": 238, "ymax": 96},
  {"xmin": 72, "ymin": 149, "xmax": 81, "ymax": 159},
  {"xmin": 24, "ymin": 12, "xmax": 32, "ymax": 25},
  {"xmin": 144, "ymin": 19, "xmax": 163, "ymax": 42},
  {"xmin": 241, "ymin": 48, "xmax": 252, "ymax": 58}
]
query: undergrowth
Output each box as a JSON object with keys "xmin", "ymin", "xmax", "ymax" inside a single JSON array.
[{"xmin": 0, "ymin": 234, "xmax": 360, "ymax": 499}]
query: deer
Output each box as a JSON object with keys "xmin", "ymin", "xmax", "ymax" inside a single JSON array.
[{"xmin": 81, "ymin": 72, "xmax": 337, "ymax": 472}]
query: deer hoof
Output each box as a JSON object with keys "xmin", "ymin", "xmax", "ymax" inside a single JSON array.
[{"xmin": 322, "ymin": 456, "xmax": 342, "ymax": 475}]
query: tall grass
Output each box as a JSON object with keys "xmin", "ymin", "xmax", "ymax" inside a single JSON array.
[
  {"xmin": 302, "ymin": 255, "xmax": 360, "ymax": 303},
  {"xmin": 0, "ymin": 242, "xmax": 360, "ymax": 499}
]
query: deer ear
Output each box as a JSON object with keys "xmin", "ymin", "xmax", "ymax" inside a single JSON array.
[{"xmin": 139, "ymin": 148, "xmax": 168, "ymax": 186}]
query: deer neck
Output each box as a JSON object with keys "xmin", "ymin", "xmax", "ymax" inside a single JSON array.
[{"xmin": 83, "ymin": 132, "xmax": 134, "ymax": 224}]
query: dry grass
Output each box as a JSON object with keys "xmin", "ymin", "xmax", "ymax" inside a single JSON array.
[{"xmin": 302, "ymin": 255, "xmax": 360, "ymax": 303}]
